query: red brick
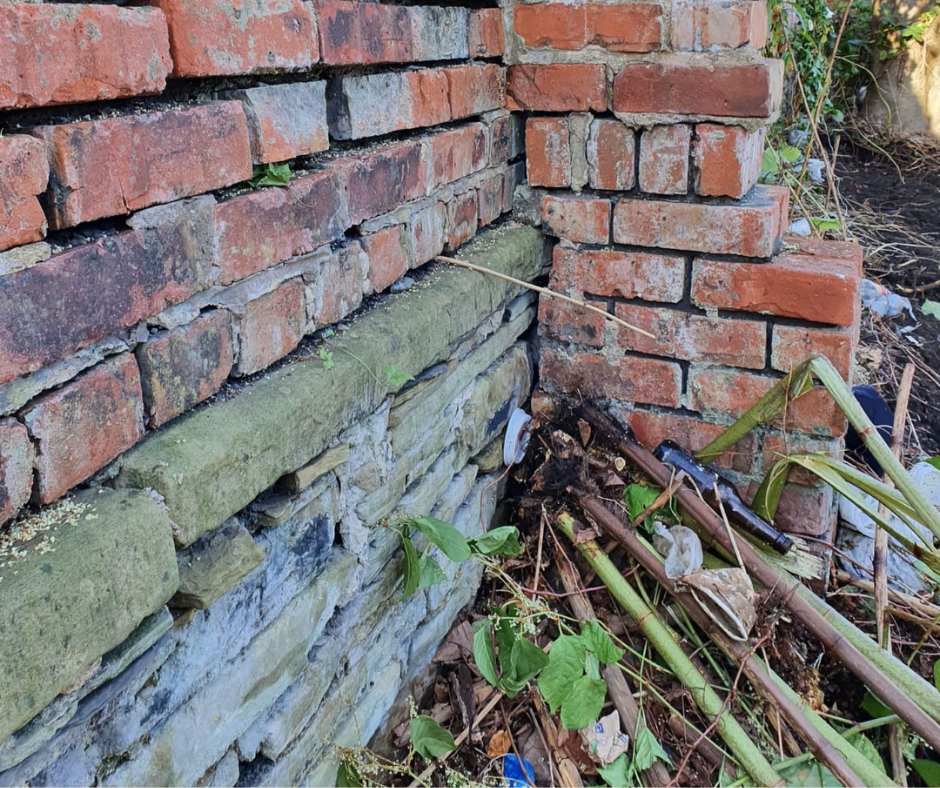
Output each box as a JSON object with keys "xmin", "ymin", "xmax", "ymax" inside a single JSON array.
[
  {"xmin": 612, "ymin": 58, "xmax": 782, "ymax": 117},
  {"xmin": 628, "ymin": 409, "xmax": 754, "ymax": 472},
  {"xmin": 230, "ymin": 82, "xmax": 329, "ymax": 164},
  {"xmin": 0, "ymin": 200, "xmax": 214, "ymax": 384},
  {"xmin": 513, "ymin": 4, "xmax": 587, "ymax": 49},
  {"xmin": 135, "ymin": 310, "xmax": 235, "ymax": 428},
  {"xmin": 538, "ymin": 297, "xmax": 606, "ymax": 348},
  {"xmin": 0, "ymin": 4, "xmax": 171, "ymax": 110},
  {"xmin": 426, "ymin": 124, "xmax": 488, "ymax": 192},
  {"xmin": 469, "ymin": 8, "xmax": 505, "ymax": 57},
  {"xmin": 307, "ymin": 245, "xmax": 368, "ymax": 326},
  {"xmin": 639, "ymin": 125, "xmax": 691, "ymax": 195},
  {"xmin": 587, "ymin": 119, "xmax": 636, "ymax": 191},
  {"xmin": 744, "ymin": 480, "xmax": 834, "ymax": 537},
  {"xmin": 694, "ymin": 124, "xmax": 765, "ymax": 198},
  {"xmin": 526, "ymin": 118, "xmax": 571, "ymax": 188},
  {"xmin": 363, "ymin": 226, "xmax": 410, "ymax": 293},
  {"xmin": 445, "ymin": 191, "xmax": 479, "ymax": 251},
  {"xmin": 0, "ymin": 135, "xmax": 48, "ymax": 252},
  {"xmin": 446, "ymin": 64, "xmax": 506, "ymax": 119},
  {"xmin": 551, "ymin": 246, "xmax": 685, "ymax": 302},
  {"xmin": 153, "ymin": 0, "xmax": 317, "ymax": 77},
  {"xmin": 686, "ymin": 366, "xmax": 846, "ymax": 436},
  {"xmin": 215, "ymin": 169, "xmax": 347, "ymax": 285},
  {"xmin": 612, "ymin": 185, "xmax": 787, "ymax": 257},
  {"xmin": 541, "ymin": 194, "xmax": 610, "ymax": 244},
  {"xmin": 771, "ymin": 324, "xmax": 855, "ymax": 379},
  {"xmin": 408, "ymin": 203, "xmax": 447, "ymax": 266},
  {"xmin": 672, "ymin": 0, "xmax": 768, "ymax": 51},
  {"xmin": 35, "ymin": 102, "xmax": 252, "ymax": 229},
  {"xmin": 23, "ymin": 354, "xmax": 144, "ymax": 505},
  {"xmin": 691, "ymin": 246, "xmax": 861, "ymax": 326},
  {"xmin": 236, "ymin": 279, "xmax": 306, "ymax": 376},
  {"xmin": 585, "ymin": 4, "xmax": 662, "ymax": 52},
  {"xmin": 615, "ymin": 305, "xmax": 766, "ymax": 368},
  {"xmin": 0, "ymin": 419, "xmax": 33, "ymax": 526},
  {"xmin": 785, "ymin": 236, "xmax": 863, "ymax": 273},
  {"xmin": 477, "ymin": 172, "xmax": 505, "ymax": 227},
  {"xmin": 334, "ymin": 140, "xmax": 426, "ymax": 226},
  {"xmin": 507, "ymin": 64, "xmax": 607, "ymax": 112},
  {"xmin": 541, "ymin": 347, "xmax": 682, "ymax": 407}
]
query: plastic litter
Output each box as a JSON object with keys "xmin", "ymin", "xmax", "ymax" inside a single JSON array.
[
  {"xmin": 860, "ymin": 278, "xmax": 915, "ymax": 319},
  {"xmin": 503, "ymin": 408, "xmax": 532, "ymax": 466},
  {"xmin": 788, "ymin": 218, "xmax": 812, "ymax": 237},
  {"xmin": 581, "ymin": 710, "xmax": 630, "ymax": 765},
  {"xmin": 502, "ymin": 754, "xmax": 536, "ymax": 787},
  {"xmin": 653, "ymin": 523, "xmax": 704, "ymax": 579},
  {"xmin": 845, "ymin": 385, "xmax": 893, "ymax": 475},
  {"xmin": 806, "ymin": 158, "xmax": 826, "ymax": 184}
]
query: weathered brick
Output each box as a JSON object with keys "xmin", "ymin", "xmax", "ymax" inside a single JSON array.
[
  {"xmin": 771, "ymin": 324, "xmax": 855, "ymax": 379},
  {"xmin": 694, "ymin": 124, "xmax": 765, "ymax": 198},
  {"xmin": 615, "ymin": 304, "xmax": 766, "ymax": 368},
  {"xmin": 551, "ymin": 246, "xmax": 685, "ymax": 302},
  {"xmin": 35, "ymin": 102, "xmax": 253, "ymax": 229},
  {"xmin": 541, "ymin": 194, "xmax": 610, "ymax": 244},
  {"xmin": 612, "ymin": 184, "xmax": 787, "ymax": 257},
  {"xmin": 426, "ymin": 124, "xmax": 488, "ymax": 191},
  {"xmin": 363, "ymin": 226, "xmax": 409, "ymax": 293},
  {"xmin": 513, "ymin": 4, "xmax": 586, "ymax": 49},
  {"xmin": 477, "ymin": 172, "xmax": 506, "ymax": 226},
  {"xmin": 0, "ymin": 135, "xmax": 48, "ymax": 252},
  {"xmin": 0, "ymin": 419, "xmax": 33, "ymax": 526},
  {"xmin": 447, "ymin": 64, "xmax": 506, "ymax": 119},
  {"xmin": 612, "ymin": 57, "xmax": 782, "ymax": 117},
  {"xmin": 691, "ymin": 244, "xmax": 861, "ymax": 325},
  {"xmin": 23, "ymin": 354, "xmax": 145, "ymax": 504},
  {"xmin": 507, "ymin": 64, "xmax": 607, "ymax": 112},
  {"xmin": 639, "ymin": 125, "xmax": 691, "ymax": 194},
  {"xmin": 334, "ymin": 140, "xmax": 426, "ymax": 225},
  {"xmin": 215, "ymin": 169, "xmax": 348, "ymax": 285},
  {"xmin": 513, "ymin": 3, "xmax": 661, "ymax": 52},
  {"xmin": 0, "ymin": 198, "xmax": 215, "ymax": 384},
  {"xmin": 236, "ymin": 279, "xmax": 306, "ymax": 376},
  {"xmin": 538, "ymin": 298, "xmax": 606, "ymax": 348},
  {"xmin": 526, "ymin": 117, "xmax": 571, "ymax": 188},
  {"xmin": 587, "ymin": 119, "xmax": 636, "ymax": 191},
  {"xmin": 408, "ymin": 202, "xmax": 447, "ymax": 265},
  {"xmin": 153, "ymin": 0, "xmax": 318, "ymax": 77},
  {"xmin": 316, "ymin": 0, "xmax": 469, "ymax": 65},
  {"xmin": 541, "ymin": 347, "xmax": 682, "ymax": 407},
  {"xmin": 628, "ymin": 409, "xmax": 754, "ymax": 472},
  {"xmin": 672, "ymin": 0, "xmax": 768, "ymax": 51},
  {"xmin": 230, "ymin": 82, "xmax": 329, "ymax": 164},
  {"xmin": 136, "ymin": 310, "xmax": 235, "ymax": 428},
  {"xmin": 445, "ymin": 191, "xmax": 479, "ymax": 251},
  {"xmin": 0, "ymin": 4, "xmax": 171, "ymax": 110},
  {"xmin": 469, "ymin": 8, "xmax": 505, "ymax": 57},
  {"xmin": 306, "ymin": 244, "xmax": 369, "ymax": 326},
  {"xmin": 488, "ymin": 112, "xmax": 524, "ymax": 165}
]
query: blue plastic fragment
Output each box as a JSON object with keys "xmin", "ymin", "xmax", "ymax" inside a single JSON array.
[{"xmin": 502, "ymin": 754, "xmax": 536, "ymax": 787}]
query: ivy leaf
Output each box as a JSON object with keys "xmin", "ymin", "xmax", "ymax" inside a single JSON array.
[
  {"xmin": 538, "ymin": 635, "xmax": 586, "ymax": 714},
  {"xmin": 411, "ymin": 516, "xmax": 471, "ymax": 562},
  {"xmin": 560, "ymin": 675, "xmax": 606, "ymax": 730},
  {"xmin": 913, "ymin": 759, "xmax": 940, "ymax": 787},
  {"xmin": 401, "ymin": 531, "xmax": 421, "ymax": 598},
  {"xmin": 597, "ymin": 753, "xmax": 631, "ymax": 787},
  {"xmin": 469, "ymin": 526, "xmax": 523, "ymax": 556},
  {"xmin": 633, "ymin": 724, "xmax": 672, "ymax": 771},
  {"xmin": 410, "ymin": 715, "xmax": 456, "ymax": 760},
  {"xmin": 579, "ymin": 619, "xmax": 625, "ymax": 665},
  {"xmin": 472, "ymin": 619, "xmax": 500, "ymax": 688}
]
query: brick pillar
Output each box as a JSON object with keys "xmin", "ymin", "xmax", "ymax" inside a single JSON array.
[{"xmin": 508, "ymin": 0, "xmax": 862, "ymax": 548}]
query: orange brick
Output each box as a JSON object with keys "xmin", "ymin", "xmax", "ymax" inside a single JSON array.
[
  {"xmin": 363, "ymin": 226, "xmax": 410, "ymax": 293},
  {"xmin": 541, "ymin": 194, "xmax": 611, "ymax": 244},
  {"xmin": 469, "ymin": 8, "xmax": 505, "ymax": 57},
  {"xmin": 639, "ymin": 125, "xmax": 691, "ymax": 195},
  {"xmin": 236, "ymin": 279, "xmax": 306, "ymax": 376},
  {"xmin": 514, "ymin": 4, "xmax": 587, "ymax": 49},
  {"xmin": 628, "ymin": 409, "xmax": 754, "ymax": 472},
  {"xmin": 507, "ymin": 64, "xmax": 607, "ymax": 112},
  {"xmin": 0, "ymin": 135, "xmax": 48, "ymax": 252},
  {"xmin": 526, "ymin": 117, "xmax": 571, "ymax": 187},
  {"xmin": 694, "ymin": 124, "xmax": 765, "ymax": 198},
  {"xmin": 551, "ymin": 246, "xmax": 685, "ymax": 302},
  {"xmin": 587, "ymin": 119, "xmax": 636, "ymax": 191},
  {"xmin": 586, "ymin": 4, "xmax": 662, "ymax": 52},
  {"xmin": 771, "ymin": 324, "xmax": 855, "ymax": 379}
]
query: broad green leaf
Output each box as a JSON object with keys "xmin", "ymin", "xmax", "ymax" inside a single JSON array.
[
  {"xmin": 580, "ymin": 619, "xmax": 625, "ymax": 665},
  {"xmin": 336, "ymin": 760, "xmax": 363, "ymax": 787},
  {"xmin": 846, "ymin": 732, "xmax": 885, "ymax": 773},
  {"xmin": 411, "ymin": 516, "xmax": 471, "ymax": 562},
  {"xmin": 923, "ymin": 300, "xmax": 940, "ymax": 320},
  {"xmin": 410, "ymin": 715, "xmax": 456, "ymax": 760},
  {"xmin": 624, "ymin": 484, "xmax": 675, "ymax": 533},
  {"xmin": 472, "ymin": 620, "xmax": 500, "ymax": 688},
  {"xmin": 913, "ymin": 759, "xmax": 940, "ymax": 787},
  {"xmin": 751, "ymin": 457, "xmax": 791, "ymax": 521},
  {"xmin": 538, "ymin": 635, "xmax": 586, "ymax": 713},
  {"xmin": 779, "ymin": 144, "xmax": 802, "ymax": 163},
  {"xmin": 598, "ymin": 753, "xmax": 631, "ymax": 787},
  {"xmin": 495, "ymin": 606, "xmax": 518, "ymax": 678},
  {"xmin": 510, "ymin": 636, "xmax": 548, "ymax": 683},
  {"xmin": 401, "ymin": 532, "xmax": 421, "ymax": 598},
  {"xmin": 861, "ymin": 690, "xmax": 891, "ymax": 719},
  {"xmin": 761, "ymin": 148, "xmax": 781, "ymax": 177},
  {"xmin": 779, "ymin": 760, "xmax": 840, "ymax": 787},
  {"xmin": 633, "ymin": 724, "xmax": 672, "ymax": 771},
  {"xmin": 250, "ymin": 162, "xmax": 292, "ymax": 187},
  {"xmin": 560, "ymin": 675, "xmax": 606, "ymax": 730},
  {"xmin": 418, "ymin": 555, "xmax": 445, "ymax": 589},
  {"xmin": 469, "ymin": 526, "xmax": 523, "ymax": 556},
  {"xmin": 584, "ymin": 652, "xmax": 601, "ymax": 681}
]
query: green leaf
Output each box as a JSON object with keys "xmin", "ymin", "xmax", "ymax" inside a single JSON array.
[
  {"xmin": 560, "ymin": 675, "xmax": 606, "ymax": 730},
  {"xmin": 597, "ymin": 753, "xmax": 631, "ymax": 787},
  {"xmin": 384, "ymin": 365, "xmax": 413, "ymax": 388},
  {"xmin": 336, "ymin": 760, "xmax": 363, "ymax": 787},
  {"xmin": 469, "ymin": 526, "xmax": 523, "ymax": 556},
  {"xmin": 779, "ymin": 760, "xmax": 841, "ymax": 787},
  {"xmin": 633, "ymin": 724, "xmax": 672, "ymax": 771},
  {"xmin": 410, "ymin": 715, "xmax": 456, "ymax": 760},
  {"xmin": 861, "ymin": 690, "xmax": 891, "ymax": 719},
  {"xmin": 472, "ymin": 619, "xmax": 500, "ymax": 688},
  {"xmin": 494, "ymin": 607, "xmax": 518, "ymax": 678},
  {"xmin": 418, "ymin": 554, "xmax": 446, "ymax": 589},
  {"xmin": 928, "ymin": 457, "xmax": 940, "ymax": 471},
  {"xmin": 250, "ymin": 162, "xmax": 292, "ymax": 187},
  {"xmin": 401, "ymin": 532, "xmax": 421, "ymax": 598},
  {"xmin": 318, "ymin": 348, "xmax": 335, "ymax": 370},
  {"xmin": 579, "ymin": 619, "xmax": 625, "ymax": 665},
  {"xmin": 846, "ymin": 732, "xmax": 885, "ymax": 773},
  {"xmin": 411, "ymin": 516, "xmax": 471, "ymax": 562},
  {"xmin": 537, "ymin": 635, "xmax": 586, "ymax": 713},
  {"xmin": 510, "ymin": 636, "xmax": 548, "ymax": 683},
  {"xmin": 761, "ymin": 148, "xmax": 781, "ymax": 178},
  {"xmin": 624, "ymin": 484, "xmax": 675, "ymax": 533},
  {"xmin": 779, "ymin": 143, "xmax": 802, "ymax": 163},
  {"xmin": 922, "ymin": 299, "xmax": 940, "ymax": 320},
  {"xmin": 913, "ymin": 760, "xmax": 940, "ymax": 787},
  {"xmin": 811, "ymin": 217, "xmax": 841, "ymax": 232}
]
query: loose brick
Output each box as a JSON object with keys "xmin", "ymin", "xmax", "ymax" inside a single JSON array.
[
  {"xmin": 551, "ymin": 246, "xmax": 685, "ymax": 302},
  {"xmin": 639, "ymin": 125, "xmax": 691, "ymax": 195},
  {"xmin": 35, "ymin": 102, "xmax": 253, "ymax": 229},
  {"xmin": 469, "ymin": 8, "xmax": 505, "ymax": 57},
  {"xmin": 215, "ymin": 169, "xmax": 348, "ymax": 285},
  {"xmin": 136, "ymin": 310, "xmax": 235, "ymax": 428},
  {"xmin": 153, "ymin": 0, "xmax": 318, "ymax": 77},
  {"xmin": 615, "ymin": 304, "xmax": 766, "ymax": 368},
  {"xmin": 24, "ymin": 354, "xmax": 144, "ymax": 504},
  {"xmin": 426, "ymin": 124, "xmax": 488, "ymax": 191},
  {"xmin": 306, "ymin": 245, "xmax": 368, "ymax": 326},
  {"xmin": 0, "ymin": 135, "xmax": 49, "ymax": 252},
  {"xmin": 334, "ymin": 140, "xmax": 426, "ymax": 225},
  {"xmin": 230, "ymin": 82, "xmax": 329, "ymax": 164},
  {"xmin": 236, "ymin": 279, "xmax": 306, "ymax": 376},
  {"xmin": 612, "ymin": 185, "xmax": 787, "ymax": 257},
  {"xmin": 526, "ymin": 117, "xmax": 571, "ymax": 188},
  {"xmin": 408, "ymin": 202, "xmax": 447, "ymax": 266},
  {"xmin": 612, "ymin": 58, "xmax": 782, "ymax": 118},
  {"xmin": 538, "ymin": 298, "xmax": 606, "ymax": 348},
  {"xmin": 477, "ymin": 172, "xmax": 506, "ymax": 227},
  {"xmin": 672, "ymin": 0, "xmax": 768, "ymax": 51},
  {"xmin": 446, "ymin": 64, "xmax": 506, "ymax": 119},
  {"xmin": 691, "ymin": 246, "xmax": 861, "ymax": 325},
  {"xmin": 0, "ymin": 4, "xmax": 171, "ymax": 110},
  {"xmin": 0, "ymin": 419, "xmax": 33, "ymax": 526},
  {"xmin": 628, "ymin": 409, "xmax": 754, "ymax": 472},
  {"xmin": 541, "ymin": 347, "xmax": 682, "ymax": 407},
  {"xmin": 0, "ymin": 198, "xmax": 216, "ymax": 384},
  {"xmin": 513, "ymin": 3, "xmax": 661, "ymax": 52},
  {"xmin": 694, "ymin": 124, "xmax": 765, "ymax": 198},
  {"xmin": 587, "ymin": 119, "xmax": 636, "ymax": 191},
  {"xmin": 445, "ymin": 191, "xmax": 480, "ymax": 251},
  {"xmin": 363, "ymin": 226, "xmax": 410, "ymax": 293},
  {"xmin": 541, "ymin": 194, "xmax": 610, "ymax": 244},
  {"xmin": 507, "ymin": 64, "xmax": 607, "ymax": 112}
]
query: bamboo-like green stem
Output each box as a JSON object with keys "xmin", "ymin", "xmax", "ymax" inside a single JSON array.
[{"xmin": 555, "ymin": 513, "xmax": 784, "ymax": 787}]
